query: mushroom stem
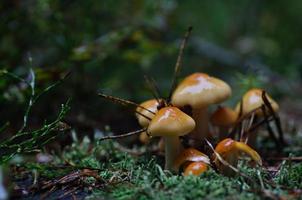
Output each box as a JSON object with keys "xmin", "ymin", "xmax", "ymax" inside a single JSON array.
[
  {"xmin": 190, "ymin": 107, "xmax": 209, "ymax": 143},
  {"xmin": 164, "ymin": 136, "xmax": 183, "ymax": 171}
]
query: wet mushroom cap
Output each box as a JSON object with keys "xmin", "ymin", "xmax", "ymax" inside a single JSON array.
[
  {"xmin": 173, "ymin": 148, "xmax": 210, "ymax": 170},
  {"xmin": 235, "ymin": 88, "xmax": 279, "ymax": 116},
  {"xmin": 147, "ymin": 107, "xmax": 195, "ymax": 137},
  {"xmin": 213, "ymin": 138, "xmax": 262, "ymax": 167},
  {"xmin": 184, "ymin": 161, "xmax": 208, "ymax": 176},
  {"xmin": 210, "ymin": 106, "xmax": 238, "ymax": 127},
  {"xmin": 136, "ymin": 99, "xmax": 160, "ymax": 127},
  {"xmin": 171, "ymin": 73, "xmax": 232, "ymax": 108}
]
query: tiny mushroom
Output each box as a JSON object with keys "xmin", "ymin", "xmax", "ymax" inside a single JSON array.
[
  {"xmin": 136, "ymin": 99, "xmax": 161, "ymax": 127},
  {"xmin": 210, "ymin": 106, "xmax": 238, "ymax": 140},
  {"xmin": 173, "ymin": 148, "xmax": 210, "ymax": 176},
  {"xmin": 147, "ymin": 107, "xmax": 195, "ymax": 171},
  {"xmin": 235, "ymin": 88, "xmax": 279, "ymax": 117},
  {"xmin": 213, "ymin": 138, "xmax": 262, "ymax": 176},
  {"xmin": 183, "ymin": 161, "xmax": 208, "ymax": 176},
  {"xmin": 172, "ymin": 73, "xmax": 232, "ymax": 145}
]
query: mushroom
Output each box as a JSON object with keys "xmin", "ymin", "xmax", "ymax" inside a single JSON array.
[
  {"xmin": 173, "ymin": 148, "xmax": 210, "ymax": 175},
  {"xmin": 171, "ymin": 73, "xmax": 232, "ymax": 145},
  {"xmin": 234, "ymin": 89, "xmax": 279, "ymax": 145},
  {"xmin": 183, "ymin": 161, "xmax": 208, "ymax": 176},
  {"xmin": 210, "ymin": 106, "xmax": 238, "ymax": 140},
  {"xmin": 136, "ymin": 99, "xmax": 161, "ymax": 127},
  {"xmin": 235, "ymin": 88, "xmax": 278, "ymax": 117},
  {"xmin": 147, "ymin": 107, "xmax": 195, "ymax": 170},
  {"xmin": 136, "ymin": 99, "xmax": 161, "ymax": 145},
  {"xmin": 213, "ymin": 138, "xmax": 262, "ymax": 176}
]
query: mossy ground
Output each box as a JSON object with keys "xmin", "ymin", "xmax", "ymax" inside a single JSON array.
[{"xmin": 10, "ymin": 131, "xmax": 302, "ymax": 200}]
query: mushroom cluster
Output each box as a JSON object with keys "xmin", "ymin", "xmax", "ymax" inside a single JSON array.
[{"xmin": 134, "ymin": 73, "xmax": 280, "ymax": 177}]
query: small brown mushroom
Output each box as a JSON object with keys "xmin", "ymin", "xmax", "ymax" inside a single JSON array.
[
  {"xmin": 235, "ymin": 89, "xmax": 279, "ymax": 145},
  {"xmin": 210, "ymin": 106, "xmax": 238, "ymax": 140},
  {"xmin": 213, "ymin": 138, "xmax": 262, "ymax": 176},
  {"xmin": 183, "ymin": 161, "xmax": 208, "ymax": 176},
  {"xmin": 171, "ymin": 73, "xmax": 232, "ymax": 146},
  {"xmin": 147, "ymin": 107, "xmax": 195, "ymax": 171},
  {"xmin": 173, "ymin": 148, "xmax": 210, "ymax": 175}
]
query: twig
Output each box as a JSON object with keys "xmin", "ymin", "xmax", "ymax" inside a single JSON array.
[
  {"xmin": 266, "ymin": 157, "xmax": 302, "ymax": 161},
  {"xmin": 144, "ymin": 75, "xmax": 161, "ymax": 103},
  {"xmin": 98, "ymin": 128, "xmax": 146, "ymax": 141},
  {"xmin": 261, "ymin": 104, "xmax": 280, "ymax": 149},
  {"xmin": 98, "ymin": 93, "xmax": 155, "ymax": 115},
  {"xmin": 262, "ymin": 91, "xmax": 285, "ymax": 145},
  {"xmin": 167, "ymin": 26, "xmax": 193, "ymax": 103}
]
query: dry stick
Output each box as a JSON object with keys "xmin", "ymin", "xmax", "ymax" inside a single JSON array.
[
  {"xmin": 261, "ymin": 91, "xmax": 285, "ymax": 145},
  {"xmin": 144, "ymin": 75, "xmax": 161, "ymax": 103},
  {"xmin": 167, "ymin": 26, "xmax": 193, "ymax": 103},
  {"xmin": 261, "ymin": 105, "xmax": 281, "ymax": 148},
  {"xmin": 266, "ymin": 156, "xmax": 302, "ymax": 161},
  {"xmin": 134, "ymin": 110, "xmax": 152, "ymax": 121},
  {"xmin": 248, "ymin": 116, "xmax": 274, "ymax": 133},
  {"xmin": 98, "ymin": 128, "xmax": 146, "ymax": 141},
  {"xmin": 98, "ymin": 93, "xmax": 155, "ymax": 115}
]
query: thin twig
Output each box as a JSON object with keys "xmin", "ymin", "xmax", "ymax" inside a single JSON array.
[
  {"xmin": 261, "ymin": 105, "xmax": 280, "ymax": 149},
  {"xmin": 262, "ymin": 91, "xmax": 285, "ymax": 145},
  {"xmin": 144, "ymin": 75, "xmax": 161, "ymax": 103},
  {"xmin": 98, "ymin": 93, "xmax": 155, "ymax": 115},
  {"xmin": 167, "ymin": 26, "xmax": 193, "ymax": 103},
  {"xmin": 98, "ymin": 128, "xmax": 146, "ymax": 141}
]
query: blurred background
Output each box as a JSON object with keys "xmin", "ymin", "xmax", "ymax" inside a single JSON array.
[{"xmin": 1, "ymin": 0, "xmax": 301, "ymax": 142}]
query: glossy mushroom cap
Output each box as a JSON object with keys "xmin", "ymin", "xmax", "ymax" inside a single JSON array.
[
  {"xmin": 171, "ymin": 73, "xmax": 232, "ymax": 108},
  {"xmin": 173, "ymin": 148, "xmax": 210, "ymax": 170},
  {"xmin": 235, "ymin": 88, "xmax": 279, "ymax": 117},
  {"xmin": 136, "ymin": 99, "xmax": 160, "ymax": 127},
  {"xmin": 213, "ymin": 138, "xmax": 262, "ymax": 175},
  {"xmin": 210, "ymin": 106, "xmax": 238, "ymax": 127},
  {"xmin": 147, "ymin": 107, "xmax": 195, "ymax": 137},
  {"xmin": 184, "ymin": 161, "xmax": 208, "ymax": 176}
]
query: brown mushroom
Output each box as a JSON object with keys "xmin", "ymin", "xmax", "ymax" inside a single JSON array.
[
  {"xmin": 147, "ymin": 107, "xmax": 195, "ymax": 170},
  {"xmin": 210, "ymin": 106, "xmax": 238, "ymax": 139},
  {"xmin": 213, "ymin": 138, "xmax": 262, "ymax": 176},
  {"xmin": 172, "ymin": 73, "xmax": 232, "ymax": 146}
]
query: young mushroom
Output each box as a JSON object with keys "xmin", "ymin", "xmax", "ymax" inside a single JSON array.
[
  {"xmin": 136, "ymin": 99, "xmax": 161, "ymax": 127},
  {"xmin": 234, "ymin": 89, "xmax": 279, "ymax": 145},
  {"xmin": 173, "ymin": 148, "xmax": 210, "ymax": 176},
  {"xmin": 171, "ymin": 73, "xmax": 232, "ymax": 146},
  {"xmin": 183, "ymin": 162, "xmax": 208, "ymax": 176},
  {"xmin": 235, "ymin": 88, "xmax": 279, "ymax": 117},
  {"xmin": 136, "ymin": 99, "xmax": 161, "ymax": 145},
  {"xmin": 147, "ymin": 107, "xmax": 195, "ymax": 171},
  {"xmin": 213, "ymin": 138, "xmax": 262, "ymax": 176},
  {"xmin": 210, "ymin": 106, "xmax": 238, "ymax": 140}
]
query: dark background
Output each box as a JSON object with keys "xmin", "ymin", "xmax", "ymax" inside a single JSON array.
[{"xmin": 1, "ymin": 0, "xmax": 301, "ymax": 141}]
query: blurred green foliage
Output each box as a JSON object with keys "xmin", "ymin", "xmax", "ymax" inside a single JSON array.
[{"xmin": 1, "ymin": 0, "xmax": 302, "ymax": 132}]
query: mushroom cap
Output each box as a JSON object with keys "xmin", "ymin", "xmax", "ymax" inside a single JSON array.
[
  {"xmin": 136, "ymin": 99, "xmax": 160, "ymax": 127},
  {"xmin": 171, "ymin": 73, "xmax": 232, "ymax": 108},
  {"xmin": 213, "ymin": 138, "xmax": 262, "ymax": 175},
  {"xmin": 173, "ymin": 148, "xmax": 210, "ymax": 170},
  {"xmin": 147, "ymin": 107, "xmax": 195, "ymax": 137},
  {"xmin": 184, "ymin": 161, "xmax": 208, "ymax": 176},
  {"xmin": 210, "ymin": 106, "xmax": 238, "ymax": 127},
  {"xmin": 235, "ymin": 88, "xmax": 279, "ymax": 116}
]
